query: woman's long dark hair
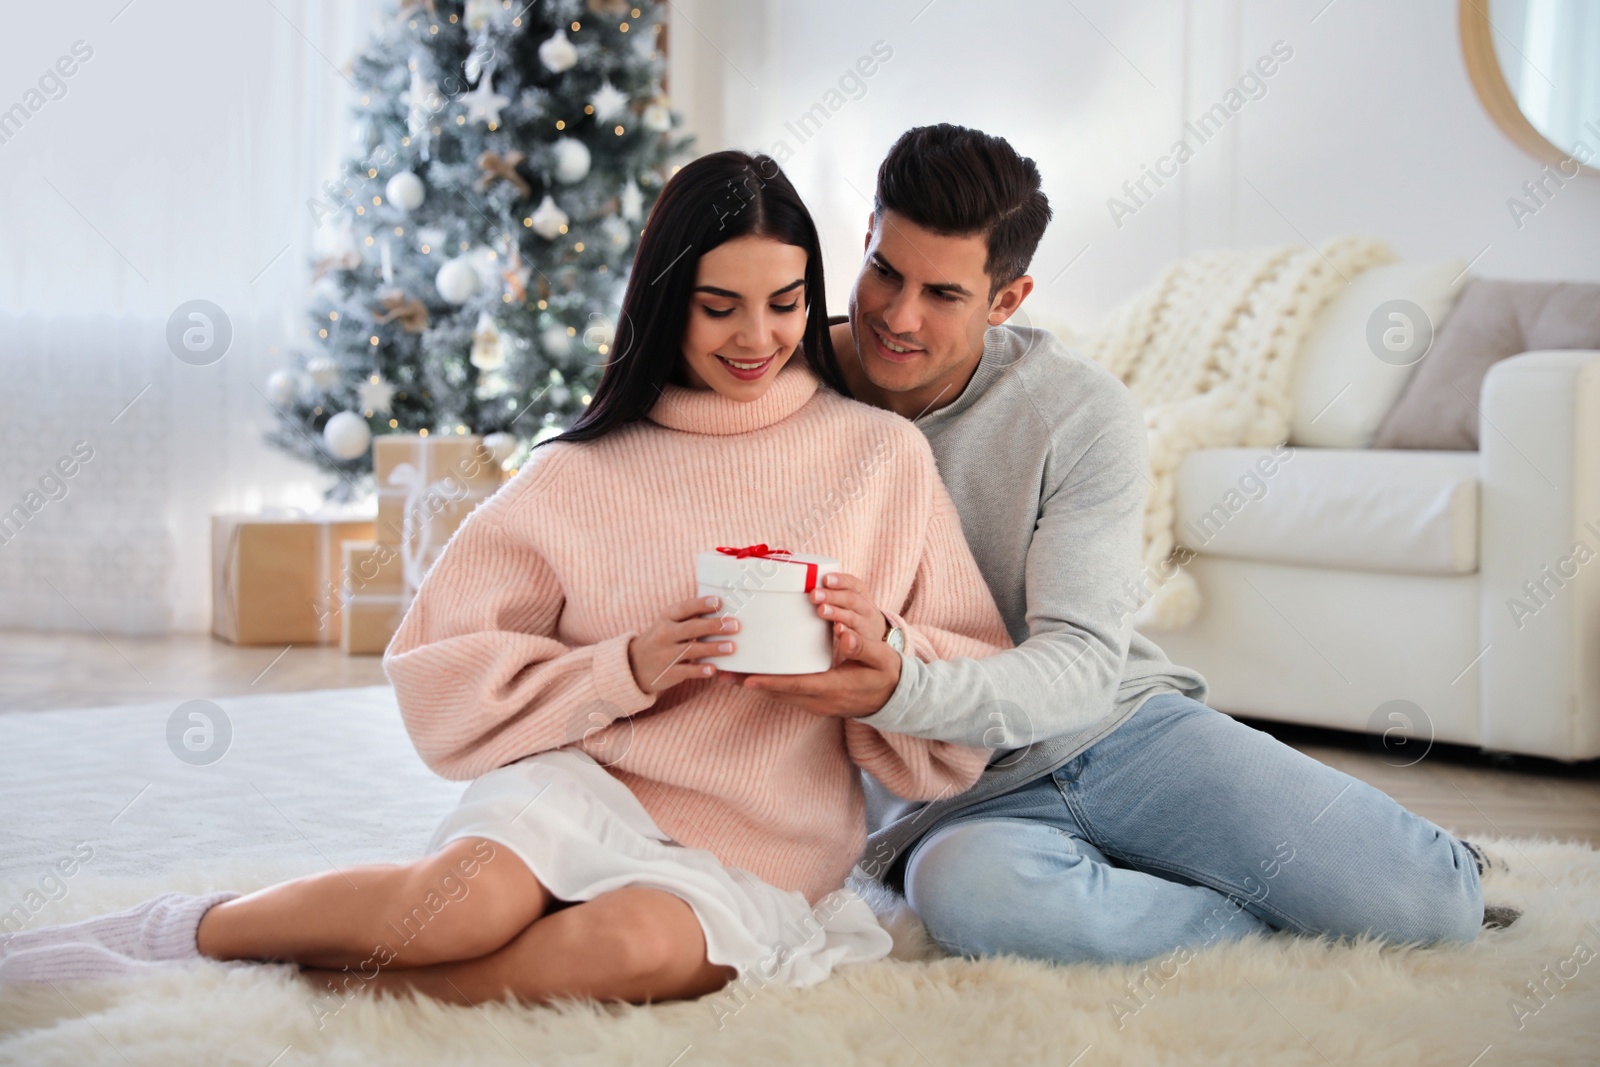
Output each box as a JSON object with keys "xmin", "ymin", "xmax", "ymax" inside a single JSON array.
[{"xmin": 542, "ymin": 151, "xmax": 850, "ymax": 446}]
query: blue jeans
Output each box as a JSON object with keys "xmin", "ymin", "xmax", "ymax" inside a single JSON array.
[{"xmin": 903, "ymin": 693, "xmax": 1484, "ymax": 965}]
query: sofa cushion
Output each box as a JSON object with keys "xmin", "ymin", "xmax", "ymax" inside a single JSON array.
[
  {"xmin": 1174, "ymin": 447, "xmax": 1478, "ymax": 574},
  {"xmin": 1289, "ymin": 260, "xmax": 1468, "ymax": 448},
  {"xmin": 1371, "ymin": 278, "xmax": 1600, "ymax": 450}
]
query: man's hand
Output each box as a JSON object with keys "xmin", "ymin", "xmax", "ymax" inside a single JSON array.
[
  {"xmin": 737, "ymin": 573, "xmax": 902, "ymax": 718},
  {"xmin": 807, "ymin": 572, "xmax": 889, "ymax": 644}
]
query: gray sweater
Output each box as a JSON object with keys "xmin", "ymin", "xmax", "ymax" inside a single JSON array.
[{"xmin": 857, "ymin": 324, "xmax": 1207, "ymax": 888}]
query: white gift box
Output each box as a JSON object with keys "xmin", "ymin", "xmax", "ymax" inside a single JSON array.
[{"xmin": 695, "ymin": 545, "xmax": 842, "ymax": 675}]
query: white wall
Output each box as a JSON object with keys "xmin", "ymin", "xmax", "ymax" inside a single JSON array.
[
  {"xmin": 0, "ymin": 0, "xmax": 378, "ymax": 317},
  {"xmin": 668, "ymin": 0, "xmax": 1600, "ymax": 333},
  {"xmin": 2, "ymin": 0, "xmax": 1591, "ymax": 637},
  {"xmin": 0, "ymin": 0, "xmax": 381, "ymax": 634}
]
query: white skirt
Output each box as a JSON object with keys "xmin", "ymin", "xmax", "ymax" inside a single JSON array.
[{"xmin": 424, "ymin": 748, "xmax": 893, "ymax": 989}]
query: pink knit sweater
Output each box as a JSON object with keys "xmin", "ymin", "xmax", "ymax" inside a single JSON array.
[{"xmin": 385, "ymin": 358, "xmax": 1013, "ymax": 902}]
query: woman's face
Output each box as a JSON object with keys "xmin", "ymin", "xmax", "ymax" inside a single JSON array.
[{"xmin": 678, "ymin": 234, "xmax": 808, "ymax": 400}]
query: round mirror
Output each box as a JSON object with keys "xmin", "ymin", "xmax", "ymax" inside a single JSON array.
[{"xmin": 1461, "ymin": 0, "xmax": 1600, "ymax": 174}]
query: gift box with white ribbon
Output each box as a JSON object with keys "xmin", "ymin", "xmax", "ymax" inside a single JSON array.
[
  {"xmin": 211, "ymin": 513, "xmax": 375, "ymax": 645},
  {"xmin": 373, "ymin": 435, "xmax": 503, "ymax": 584},
  {"xmin": 340, "ymin": 540, "xmax": 408, "ymax": 656},
  {"xmin": 695, "ymin": 544, "xmax": 842, "ymax": 675}
]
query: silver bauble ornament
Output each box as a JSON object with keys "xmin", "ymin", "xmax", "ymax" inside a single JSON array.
[
  {"xmin": 265, "ymin": 368, "xmax": 304, "ymax": 406},
  {"xmin": 305, "ymin": 356, "xmax": 340, "ymax": 391}
]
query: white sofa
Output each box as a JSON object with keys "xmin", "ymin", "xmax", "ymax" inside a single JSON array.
[{"xmin": 1138, "ymin": 268, "xmax": 1600, "ymax": 762}]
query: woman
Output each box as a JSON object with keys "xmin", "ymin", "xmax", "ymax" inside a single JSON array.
[{"xmin": 0, "ymin": 152, "xmax": 1012, "ymax": 1006}]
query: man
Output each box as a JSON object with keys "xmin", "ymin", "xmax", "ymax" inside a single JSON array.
[{"xmin": 742, "ymin": 124, "xmax": 1498, "ymax": 965}]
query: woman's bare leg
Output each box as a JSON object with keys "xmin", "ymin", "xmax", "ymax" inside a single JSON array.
[
  {"xmin": 197, "ymin": 837, "xmax": 552, "ymax": 970},
  {"xmin": 304, "ymin": 886, "xmax": 736, "ymax": 1007}
]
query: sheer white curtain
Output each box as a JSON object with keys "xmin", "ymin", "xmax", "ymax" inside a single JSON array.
[{"xmin": 0, "ymin": 0, "xmax": 381, "ymax": 633}]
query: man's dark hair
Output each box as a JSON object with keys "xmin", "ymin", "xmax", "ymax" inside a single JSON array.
[{"xmin": 873, "ymin": 124, "xmax": 1052, "ymax": 299}]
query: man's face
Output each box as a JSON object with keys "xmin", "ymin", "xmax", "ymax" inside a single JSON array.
[{"xmin": 846, "ymin": 209, "xmax": 1001, "ymax": 403}]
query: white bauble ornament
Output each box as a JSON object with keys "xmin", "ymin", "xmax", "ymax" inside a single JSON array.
[
  {"xmin": 529, "ymin": 195, "xmax": 568, "ymax": 240},
  {"xmin": 589, "ymin": 80, "xmax": 629, "ymax": 122},
  {"xmin": 470, "ymin": 312, "xmax": 505, "ymax": 371},
  {"xmin": 435, "ymin": 256, "xmax": 480, "ymax": 304},
  {"xmin": 642, "ymin": 100, "xmax": 671, "ymax": 132},
  {"xmin": 305, "ymin": 356, "xmax": 340, "ymax": 391},
  {"xmin": 541, "ymin": 325, "xmax": 572, "ymax": 357},
  {"xmin": 538, "ymin": 30, "xmax": 578, "ymax": 73},
  {"xmin": 483, "ymin": 431, "xmax": 517, "ymax": 465},
  {"xmin": 265, "ymin": 369, "xmax": 303, "ymax": 406},
  {"xmin": 620, "ymin": 177, "xmax": 643, "ymax": 222},
  {"xmin": 385, "ymin": 171, "xmax": 425, "ymax": 212},
  {"xmin": 322, "ymin": 411, "xmax": 372, "ymax": 460},
  {"xmin": 552, "ymin": 137, "xmax": 591, "ymax": 183}
]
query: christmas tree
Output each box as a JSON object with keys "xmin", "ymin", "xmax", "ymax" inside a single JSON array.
[{"xmin": 266, "ymin": 0, "xmax": 689, "ymax": 495}]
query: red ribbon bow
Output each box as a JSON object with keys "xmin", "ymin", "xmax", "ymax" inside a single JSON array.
[{"xmin": 714, "ymin": 544, "xmax": 819, "ymax": 591}]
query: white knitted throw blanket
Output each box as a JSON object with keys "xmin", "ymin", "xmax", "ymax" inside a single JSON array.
[{"xmin": 1074, "ymin": 236, "xmax": 1394, "ymax": 631}]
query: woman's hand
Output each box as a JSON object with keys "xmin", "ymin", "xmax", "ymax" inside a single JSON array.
[{"xmin": 628, "ymin": 595, "xmax": 739, "ymax": 695}]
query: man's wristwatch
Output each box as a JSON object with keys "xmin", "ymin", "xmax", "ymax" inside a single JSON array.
[{"xmin": 885, "ymin": 626, "xmax": 905, "ymax": 653}]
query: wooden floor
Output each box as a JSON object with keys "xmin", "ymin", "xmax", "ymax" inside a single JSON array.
[
  {"xmin": 3, "ymin": 629, "xmax": 1596, "ymax": 847},
  {"xmin": 0, "ymin": 629, "xmax": 390, "ymax": 713}
]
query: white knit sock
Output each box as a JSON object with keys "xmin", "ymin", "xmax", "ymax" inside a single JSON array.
[
  {"xmin": 0, "ymin": 890, "xmax": 239, "ymax": 983},
  {"xmin": 0, "ymin": 941, "xmax": 170, "ymax": 983}
]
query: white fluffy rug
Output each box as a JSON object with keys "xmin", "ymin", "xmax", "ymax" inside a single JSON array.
[{"xmin": 1, "ymin": 687, "xmax": 1596, "ymax": 1066}]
